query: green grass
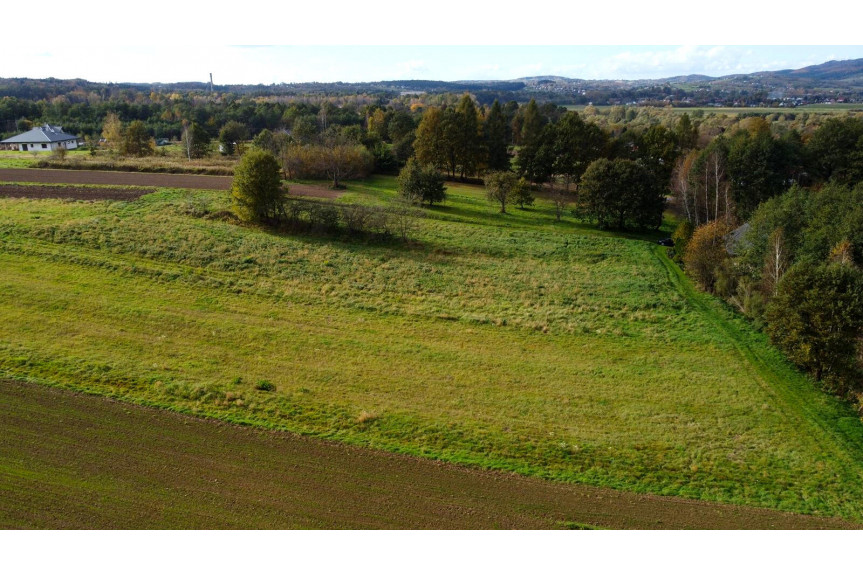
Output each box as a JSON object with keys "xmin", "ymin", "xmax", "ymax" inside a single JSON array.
[
  {"xmin": 2, "ymin": 176, "xmax": 863, "ymax": 520},
  {"xmin": 0, "ymin": 147, "xmax": 237, "ymax": 174},
  {"xmin": 0, "ymin": 151, "xmax": 37, "ymax": 168}
]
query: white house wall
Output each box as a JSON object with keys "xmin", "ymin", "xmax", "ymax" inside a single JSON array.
[{"xmin": 16, "ymin": 140, "xmax": 78, "ymax": 152}]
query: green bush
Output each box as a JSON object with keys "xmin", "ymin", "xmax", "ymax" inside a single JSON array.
[
  {"xmin": 231, "ymin": 150, "xmax": 285, "ymax": 223},
  {"xmin": 255, "ymin": 380, "xmax": 276, "ymax": 392},
  {"xmin": 398, "ymin": 158, "xmax": 447, "ymax": 206},
  {"xmin": 766, "ymin": 262, "xmax": 863, "ymax": 392}
]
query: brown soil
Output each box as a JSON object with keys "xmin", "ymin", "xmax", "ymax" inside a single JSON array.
[
  {"xmin": 287, "ymin": 183, "xmax": 343, "ymax": 199},
  {"xmin": 1, "ymin": 379, "xmax": 857, "ymax": 530},
  {"xmin": 0, "ymin": 168, "xmax": 342, "ymax": 198},
  {"xmin": 0, "ymin": 184, "xmax": 154, "ymax": 201}
]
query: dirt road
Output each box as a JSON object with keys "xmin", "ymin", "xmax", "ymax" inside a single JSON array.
[{"xmin": 1, "ymin": 380, "xmax": 857, "ymax": 529}]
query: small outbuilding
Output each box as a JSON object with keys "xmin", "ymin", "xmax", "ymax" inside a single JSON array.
[
  {"xmin": 725, "ymin": 222, "xmax": 751, "ymax": 257},
  {"xmin": 1, "ymin": 125, "xmax": 81, "ymax": 152}
]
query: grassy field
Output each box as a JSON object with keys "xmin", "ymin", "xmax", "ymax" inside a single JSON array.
[
  {"xmin": 0, "ymin": 146, "xmax": 237, "ymax": 174},
  {"xmin": 2, "ymin": 174, "xmax": 863, "ymax": 521}
]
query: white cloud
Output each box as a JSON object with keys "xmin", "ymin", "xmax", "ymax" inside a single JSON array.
[{"xmin": 397, "ymin": 60, "xmax": 429, "ymax": 78}]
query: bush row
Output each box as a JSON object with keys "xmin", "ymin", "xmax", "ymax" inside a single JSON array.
[{"xmin": 280, "ymin": 198, "xmax": 421, "ymax": 241}]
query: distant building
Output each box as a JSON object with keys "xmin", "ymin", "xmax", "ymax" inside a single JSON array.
[
  {"xmin": 725, "ymin": 222, "xmax": 751, "ymax": 257},
  {"xmin": 0, "ymin": 125, "xmax": 81, "ymax": 152}
]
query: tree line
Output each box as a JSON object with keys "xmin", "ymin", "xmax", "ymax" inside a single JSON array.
[{"xmin": 673, "ymin": 116, "xmax": 863, "ymax": 404}]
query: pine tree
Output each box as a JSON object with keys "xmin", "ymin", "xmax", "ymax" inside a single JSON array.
[
  {"xmin": 484, "ymin": 100, "xmax": 510, "ymax": 171},
  {"xmin": 455, "ymin": 93, "xmax": 483, "ymax": 179}
]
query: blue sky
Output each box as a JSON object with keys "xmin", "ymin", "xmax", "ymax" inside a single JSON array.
[{"xmin": 3, "ymin": 46, "xmax": 863, "ymax": 85}]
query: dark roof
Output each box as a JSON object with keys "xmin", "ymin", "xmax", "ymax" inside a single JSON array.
[
  {"xmin": 725, "ymin": 222, "xmax": 751, "ymax": 256},
  {"xmin": 1, "ymin": 125, "xmax": 79, "ymax": 144}
]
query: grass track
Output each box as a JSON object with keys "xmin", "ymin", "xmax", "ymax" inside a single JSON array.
[{"xmin": 654, "ymin": 246, "xmax": 863, "ymax": 488}]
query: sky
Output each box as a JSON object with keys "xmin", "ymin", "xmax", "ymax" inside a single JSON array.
[
  {"xmin": 3, "ymin": 1, "xmax": 862, "ymax": 85},
  {"xmin": 3, "ymin": 46, "xmax": 863, "ymax": 85}
]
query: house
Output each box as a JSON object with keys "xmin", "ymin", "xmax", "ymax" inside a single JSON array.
[{"xmin": 0, "ymin": 125, "xmax": 81, "ymax": 152}]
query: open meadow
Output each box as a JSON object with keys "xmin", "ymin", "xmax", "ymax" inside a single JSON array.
[{"xmin": 2, "ymin": 173, "xmax": 863, "ymax": 524}]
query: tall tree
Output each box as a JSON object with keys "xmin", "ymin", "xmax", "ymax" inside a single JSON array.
[
  {"xmin": 319, "ymin": 129, "xmax": 374, "ymax": 188},
  {"xmin": 219, "ymin": 121, "xmax": 249, "ymax": 156},
  {"xmin": 727, "ymin": 129, "xmax": 789, "ymax": 219},
  {"xmin": 454, "ymin": 93, "xmax": 483, "ymax": 179},
  {"xmin": 516, "ymin": 123, "xmax": 555, "ymax": 185},
  {"xmin": 121, "ymin": 120, "xmax": 154, "ymax": 157},
  {"xmin": 387, "ymin": 111, "xmax": 415, "ymax": 143},
  {"xmin": 413, "ymin": 107, "xmax": 445, "ymax": 171},
  {"xmin": 762, "ymin": 227, "xmax": 789, "ymax": 297},
  {"xmin": 683, "ymin": 220, "xmax": 733, "ymax": 292},
  {"xmin": 552, "ymin": 111, "xmax": 606, "ymax": 193},
  {"xmin": 367, "ymin": 108, "xmax": 388, "ymax": 141},
  {"xmin": 520, "ymin": 99, "xmax": 545, "ymax": 148},
  {"xmin": 182, "ymin": 121, "xmax": 211, "ymax": 159},
  {"xmin": 672, "ymin": 150, "xmax": 699, "ymax": 225},
  {"xmin": 578, "ymin": 158, "xmax": 666, "ymax": 230},
  {"xmin": 675, "ymin": 112, "xmax": 698, "ymax": 151},
  {"xmin": 101, "ymin": 112, "xmax": 122, "ymax": 151},
  {"xmin": 766, "ymin": 262, "xmax": 863, "ymax": 388},
  {"xmin": 690, "ymin": 137, "xmax": 731, "ymax": 225},
  {"xmin": 484, "ymin": 100, "xmax": 510, "ymax": 171},
  {"xmin": 231, "ymin": 149, "xmax": 285, "ymax": 223},
  {"xmin": 804, "ymin": 117, "xmax": 863, "ymax": 184}
]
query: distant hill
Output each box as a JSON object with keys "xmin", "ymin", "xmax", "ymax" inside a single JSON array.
[
  {"xmin": 2, "ymin": 58, "xmax": 863, "ymax": 107},
  {"xmin": 778, "ymin": 58, "xmax": 863, "ymax": 82},
  {"xmin": 515, "ymin": 58, "xmax": 863, "ymax": 89}
]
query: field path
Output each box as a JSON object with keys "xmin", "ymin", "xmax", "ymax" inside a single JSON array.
[
  {"xmin": 1, "ymin": 379, "xmax": 857, "ymax": 530},
  {"xmin": 652, "ymin": 246, "xmax": 863, "ymax": 492},
  {"xmin": 0, "ymin": 168, "xmax": 340, "ymax": 198}
]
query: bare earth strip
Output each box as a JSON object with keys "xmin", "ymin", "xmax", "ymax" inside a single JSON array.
[
  {"xmin": 0, "ymin": 168, "xmax": 340, "ymax": 198},
  {"xmin": 0, "ymin": 380, "xmax": 856, "ymax": 530},
  {"xmin": 0, "ymin": 184, "xmax": 154, "ymax": 201}
]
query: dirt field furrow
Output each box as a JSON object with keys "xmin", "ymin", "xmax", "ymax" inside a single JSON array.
[
  {"xmin": 0, "ymin": 184, "xmax": 154, "ymax": 201},
  {"xmin": 0, "ymin": 168, "xmax": 341, "ymax": 198},
  {"xmin": 1, "ymin": 380, "xmax": 857, "ymax": 530}
]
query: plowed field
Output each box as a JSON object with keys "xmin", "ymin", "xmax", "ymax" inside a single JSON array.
[
  {"xmin": 0, "ymin": 168, "xmax": 340, "ymax": 198},
  {"xmin": 0, "ymin": 184, "xmax": 154, "ymax": 201},
  {"xmin": 1, "ymin": 380, "xmax": 856, "ymax": 530}
]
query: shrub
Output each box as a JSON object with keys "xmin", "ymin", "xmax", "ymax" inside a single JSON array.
[
  {"xmin": 683, "ymin": 220, "xmax": 732, "ymax": 292},
  {"xmin": 121, "ymin": 120, "xmax": 155, "ymax": 157},
  {"xmin": 671, "ymin": 220, "xmax": 694, "ymax": 264},
  {"xmin": 255, "ymin": 380, "xmax": 276, "ymax": 392},
  {"xmin": 398, "ymin": 157, "xmax": 447, "ymax": 206},
  {"xmin": 51, "ymin": 146, "xmax": 68, "ymax": 161},
  {"xmin": 231, "ymin": 150, "xmax": 286, "ymax": 223},
  {"xmin": 308, "ymin": 203, "xmax": 340, "ymax": 230}
]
